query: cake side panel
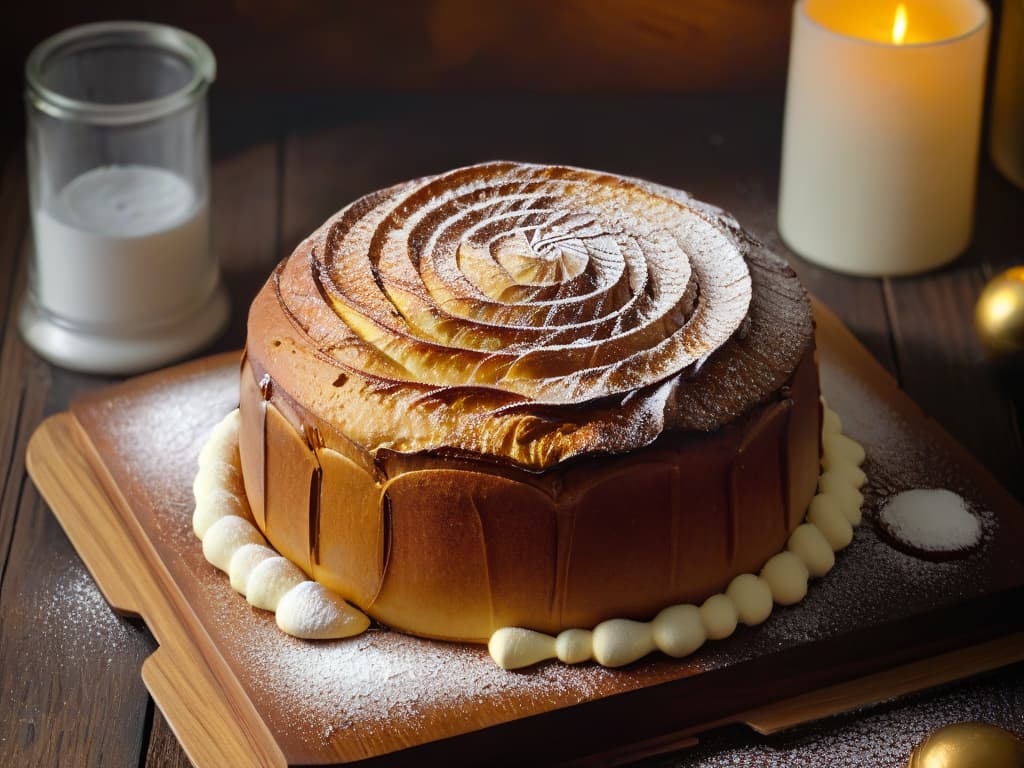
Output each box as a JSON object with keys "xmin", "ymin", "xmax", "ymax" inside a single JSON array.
[
  {"xmin": 238, "ymin": 356, "xmax": 266, "ymax": 530},
  {"xmin": 240, "ymin": 356, "xmax": 389, "ymax": 606},
  {"xmin": 730, "ymin": 349, "xmax": 821, "ymax": 576},
  {"xmin": 371, "ymin": 470, "xmax": 559, "ymax": 641},
  {"xmin": 788, "ymin": 351, "xmax": 824, "ymax": 530},
  {"xmin": 557, "ymin": 445, "xmax": 743, "ymax": 627},
  {"xmin": 314, "ymin": 446, "xmax": 386, "ymax": 605}
]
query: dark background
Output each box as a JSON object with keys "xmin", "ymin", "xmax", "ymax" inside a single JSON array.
[
  {"xmin": 4, "ymin": 0, "xmax": 800, "ymax": 150},
  {"xmin": 4, "ymin": 1, "xmax": 795, "ymax": 97}
]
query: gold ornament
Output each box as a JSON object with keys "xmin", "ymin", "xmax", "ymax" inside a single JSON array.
[
  {"xmin": 975, "ymin": 266, "xmax": 1024, "ymax": 355},
  {"xmin": 906, "ymin": 722, "xmax": 1024, "ymax": 767}
]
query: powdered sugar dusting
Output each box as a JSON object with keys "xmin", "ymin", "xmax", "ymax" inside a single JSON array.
[
  {"xmin": 195, "ymin": 574, "xmax": 622, "ymax": 753},
  {"xmin": 879, "ymin": 489, "xmax": 982, "ymax": 555},
  {"xmin": 235, "ymin": 629, "xmax": 615, "ymax": 744},
  {"xmin": 181, "ymin": 515, "xmax": 629, "ymax": 753},
  {"xmin": 38, "ymin": 558, "xmax": 146, "ymax": 666}
]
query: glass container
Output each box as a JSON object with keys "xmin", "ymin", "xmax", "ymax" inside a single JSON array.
[{"xmin": 21, "ymin": 21, "xmax": 229, "ymax": 374}]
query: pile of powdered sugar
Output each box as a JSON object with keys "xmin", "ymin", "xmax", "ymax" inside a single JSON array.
[{"xmin": 878, "ymin": 489, "xmax": 982, "ymax": 555}]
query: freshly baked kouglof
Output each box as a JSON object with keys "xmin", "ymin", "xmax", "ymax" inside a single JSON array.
[{"xmin": 236, "ymin": 161, "xmax": 822, "ymax": 644}]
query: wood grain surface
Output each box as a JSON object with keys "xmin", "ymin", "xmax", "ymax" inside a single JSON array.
[{"xmin": 2, "ymin": 92, "xmax": 1023, "ymax": 767}]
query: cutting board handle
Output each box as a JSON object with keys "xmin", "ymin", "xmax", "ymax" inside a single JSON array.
[{"xmin": 27, "ymin": 414, "xmax": 142, "ymax": 615}]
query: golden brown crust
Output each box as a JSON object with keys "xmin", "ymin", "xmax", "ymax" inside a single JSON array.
[{"xmin": 249, "ymin": 162, "xmax": 812, "ymax": 470}]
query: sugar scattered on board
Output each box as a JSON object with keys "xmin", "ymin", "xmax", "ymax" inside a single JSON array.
[{"xmin": 878, "ymin": 489, "xmax": 981, "ymax": 554}]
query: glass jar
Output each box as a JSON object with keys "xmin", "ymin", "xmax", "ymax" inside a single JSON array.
[{"xmin": 21, "ymin": 21, "xmax": 229, "ymax": 374}]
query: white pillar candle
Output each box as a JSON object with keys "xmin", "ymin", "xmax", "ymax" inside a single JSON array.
[{"xmin": 778, "ymin": 0, "xmax": 990, "ymax": 276}]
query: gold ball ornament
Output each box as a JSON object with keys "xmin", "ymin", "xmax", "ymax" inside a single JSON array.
[
  {"xmin": 975, "ymin": 267, "xmax": 1024, "ymax": 355},
  {"xmin": 906, "ymin": 722, "xmax": 1024, "ymax": 768}
]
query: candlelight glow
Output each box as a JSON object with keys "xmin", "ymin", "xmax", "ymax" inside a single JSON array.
[{"xmin": 892, "ymin": 4, "xmax": 908, "ymax": 44}]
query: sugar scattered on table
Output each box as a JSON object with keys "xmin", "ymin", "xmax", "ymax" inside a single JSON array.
[{"xmin": 37, "ymin": 559, "xmax": 147, "ymax": 668}]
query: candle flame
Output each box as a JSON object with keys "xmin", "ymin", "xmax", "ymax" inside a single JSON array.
[{"xmin": 892, "ymin": 4, "xmax": 908, "ymax": 44}]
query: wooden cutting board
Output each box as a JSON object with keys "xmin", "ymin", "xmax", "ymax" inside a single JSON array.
[{"xmin": 25, "ymin": 303, "xmax": 1024, "ymax": 766}]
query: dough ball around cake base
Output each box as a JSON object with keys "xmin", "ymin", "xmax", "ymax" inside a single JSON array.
[{"xmin": 237, "ymin": 162, "xmax": 820, "ymax": 644}]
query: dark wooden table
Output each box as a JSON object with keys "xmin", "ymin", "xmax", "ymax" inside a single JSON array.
[{"xmin": 1, "ymin": 92, "xmax": 1022, "ymax": 767}]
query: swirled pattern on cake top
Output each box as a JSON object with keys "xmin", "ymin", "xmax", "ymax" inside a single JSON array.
[{"xmin": 250, "ymin": 162, "xmax": 813, "ymax": 469}]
